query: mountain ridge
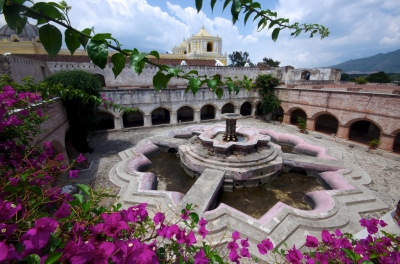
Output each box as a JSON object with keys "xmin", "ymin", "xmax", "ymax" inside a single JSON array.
[{"xmin": 329, "ymin": 49, "xmax": 400, "ymax": 73}]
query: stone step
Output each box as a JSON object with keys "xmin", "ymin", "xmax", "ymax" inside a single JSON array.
[
  {"xmin": 223, "ymin": 185, "xmax": 234, "ymax": 192},
  {"xmin": 224, "ymin": 178, "xmax": 234, "ymax": 183},
  {"xmin": 118, "ymin": 151, "xmax": 129, "ymax": 160}
]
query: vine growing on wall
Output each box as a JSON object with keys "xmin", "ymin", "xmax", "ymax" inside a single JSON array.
[{"xmin": 254, "ymin": 74, "xmax": 280, "ymax": 115}]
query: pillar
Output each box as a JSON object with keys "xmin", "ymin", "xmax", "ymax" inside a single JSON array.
[
  {"xmin": 216, "ymin": 109, "xmax": 221, "ymax": 120},
  {"xmin": 115, "ymin": 116, "xmax": 123, "ymax": 129},
  {"xmin": 251, "ymin": 106, "xmax": 256, "ymax": 116},
  {"xmin": 234, "ymin": 106, "xmax": 240, "ymax": 114},
  {"xmin": 194, "ymin": 110, "xmax": 201, "ymax": 123},
  {"xmin": 336, "ymin": 125, "xmax": 350, "ymax": 139},
  {"xmin": 171, "ymin": 111, "xmax": 178, "ymax": 124},
  {"xmin": 378, "ymin": 133, "xmax": 395, "ymax": 151},
  {"xmin": 282, "ymin": 113, "xmax": 291, "ymax": 124},
  {"xmin": 306, "ymin": 118, "xmax": 316, "ymax": 131},
  {"xmin": 144, "ymin": 114, "xmax": 152, "ymax": 127}
]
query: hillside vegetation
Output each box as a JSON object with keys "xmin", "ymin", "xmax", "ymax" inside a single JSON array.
[{"xmin": 331, "ymin": 49, "xmax": 400, "ymax": 73}]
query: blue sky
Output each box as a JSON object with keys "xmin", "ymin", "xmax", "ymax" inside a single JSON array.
[{"xmin": 1, "ymin": 0, "xmax": 399, "ymax": 68}]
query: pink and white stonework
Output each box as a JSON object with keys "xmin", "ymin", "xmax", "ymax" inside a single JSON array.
[{"xmin": 109, "ymin": 125, "xmax": 388, "ymax": 261}]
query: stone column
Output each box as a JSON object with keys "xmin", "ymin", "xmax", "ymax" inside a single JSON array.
[
  {"xmin": 171, "ymin": 111, "xmax": 178, "ymax": 124},
  {"xmin": 306, "ymin": 118, "xmax": 316, "ymax": 131},
  {"xmin": 251, "ymin": 106, "xmax": 256, "ymax": 116},
  {"xmin": 283, "ymin": 113, "xmax": 291, "ymax": 124},
  {"xmin": 336, "ymin": 125, "xmax": 350, "ymax": 139},
  {"xmin": 115, "ymin": 116, "xmax": 123, "ymax": 129},
  {"xmin": 378, "ymin": 133, "xmax": 395, "ymax": 151},
  {"xmin": 234, "ymin": 106, "xmax": 240, "ymax": 114},
  {"xmin": 216, "ymin": 109, "xmax": 222, "ymax": 120},
  {"xmin": 194, "ymin": 110, "xmax": 201, "ymax": 123},
  {"xmin": 143, "ymin": 114, "xmax": 152, "ymax": 127}
]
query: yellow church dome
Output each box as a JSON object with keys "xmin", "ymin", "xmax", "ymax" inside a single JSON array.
[{"xmin": 195, "ymin": 25, "xmax": 211, "ymax": 37}]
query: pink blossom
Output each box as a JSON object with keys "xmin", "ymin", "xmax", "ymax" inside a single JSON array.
[
  {"xmin": 198, "ymin": 226, "xmax": 208, "ymax": 239},
  {"xmin": 54, "ymin": 201, "xmax": 71, "ymax": 219},
  {"xmin": 286, "ymin": 245, "xmax": 303, "ymax": 263},
  {"xmin": 305, "ymin": 235, "xmax": 319, "ymax": 248},
  {"xmin": 165, "ymin": 224, "xmax": 179, "ymax": 239},
  {"xmin": 229, "ymin": 248, "xmax": 240, "ymax": 263},
  {"xmin": 232, "ymin": 231, "xmax": 240, "ymax": 241},
  {"xmin": 240, "ymin": 238, "xmax": 249, "ymax": 248},
  {"xmin": 77, "ymin": 153, "xmax": 86, "ymax": 163},
  {"xmin": 185, "ymin": 231, "xmax": 196, "ymax": 246},
  {"xmin": 36, "ymin": 109, "xmax": 44, "ymax": 117},
  {"xmin": 194, "ymin": 248, "xmax": 209, "ymax": 264},
  {"xmin": 153, "ymin": 212, "xmax": 165, "ymax": 225},
  {"xmin": 257, "ymin": 238, "xmax": 274, "ymax": 255},
  {"xmin": 321, "ymin": 230, "xmax": 333, "ymax": 244},
  {"xmin": 181, "ymin": 209, "xmax": 190, "ymax": 220},
  {"xmin": 69, "ymin": 169, "xmax": 79, "ymax": 178},
  {"xmin": 199, "ymin": 217, "xmax": 208, "ymax": 227},
  {"xmin": 0, "ymin": 241, "xmax": 21, "ymax": 262},
  {"xmin": 240, "ymin": 247, "xmax": 251, "ymax": 258}
]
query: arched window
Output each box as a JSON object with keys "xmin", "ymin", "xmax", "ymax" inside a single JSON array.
[
  {"xmin": 301, "ymin": 71, "xmax": 311, "ymax": 80},
  {"xmin": 96, "ymin": 111, "xmax": 115, "ymax": 130},
  {"xmin": 221, "ymin": 103, "xmax": 234, "ymax": 114},
  {"xmin": 240, "ymin": 102, "xmax": 252, "ymax": 116},
  {"xmin": 349, "ymin": 120, "xmax": 381, "ymax": 146},
  {"xmin": 290, "ymin": 109, "xmax": 307, "ymax": 125},
  {"xmin": 152, "ymin": 108, "xmax": 170, "ymax": 125},
  {"xmin": 207, "ymin": 42, "xmax": 213, "ymax": 52},
  {"xmin": 315, "ymin": 114, "xmax": 338, "ymax": 135},
  {"xmin": 177, "ymin": 106, "xmax": 194, "ymax": 122},
  {"xmin": 201, "ymin": 105, "xmax": 215, "ymax": 120},
  {"xmin": 123, "ymin": 111, "xmax": 143, "ymax": 128}
]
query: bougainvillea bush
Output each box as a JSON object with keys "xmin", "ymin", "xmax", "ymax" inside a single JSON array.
[{"xmin": 1, "ymin": 85, "xmax": 399, "ymax": 263}]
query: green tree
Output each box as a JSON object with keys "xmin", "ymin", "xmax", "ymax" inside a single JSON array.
[
  {"xmin": 341, "ymin": 73, "xmax": 350, "ymax": 81},
  {"xmin": 254, "ymin": 74, "xmax": 280, "ymax": 115},
  {"xmin": 44, "ymin": 70, "xmax": 102, "ymax": 152},
  {"xmin": 366, "ymin": 71, "xmax": 391, "ymax": 83},
  {"xmin": 355, "ymin": 76, "xmax": 367, "ymax": 84},
  {"xmin": 258, "ymin": 57, "xmax": 281, "ymax": 68},
  {"xmin": 228, "ymin": 51, "xmax": 254, "ymax": 67}
]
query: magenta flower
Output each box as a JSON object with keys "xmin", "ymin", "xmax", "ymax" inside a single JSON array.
[
  {"xmin": 241, "ymin": 238, "xmax": 249, "ymax": 248},
  {"xmin": 77, "ymin": 153, "xmax": 86, "ymax": 163},
  {"xmin": 194, "ymin": 248, "xmax": 209, "ymax": 264},
  {"xmin": 21, "ymin": 217, "xmax": 58, "ymax": 255},
  {"xmin": 54, "ymin": 201, "xmax": 71, "ymax": 219},
  {"xmin": 153, "ymin": 212, "xmax": 165, "ymax": 225},
  {"xmin": 185, "ymin": 231, "xmax": 196, "ymax": 246},
  {"xmin": 121, "ymin": 203, "xmax": 148, "ymax": 222},
  {"xmin": 232, "ymin": 231, "xmax": 240, "ymax": 241},
  {"xmin": 305, "ymin": 235, "xmax": 319, "ymax": 248},
  {"xmin": 286, "ymin": 245, "xmax": 303, "ymax": 263},
  {"xmin": 229, "ymin": 248, "xmax": 240, "ymax": 263},
  {"xmin": 63, "ymin": 238, "xmax": 95, "ymax": 263},
  {"xmin": 0, "ymin": 199, "xmax": 21, "ymax": 221},
  {"xmin": 334, "ymin": 229, "xmax": 343, "ymax": 237},
  {"xmin": 360, "ymin": 218, "xmax": 380, "ymax": 234},
  {"xmin": 124, "ymin": 240, "xmax": 158, "ymax": 264},
  {"xmin": 165, "ymin": 224, "xmax": 179, "ymax": 239},
  {"xmin": 227, "ymin": 241, "xmax": 239, "ymax": 251},
  {"xmin": 181, "ymin": 209, "xmax": 190, "ymax": 220},
  {"xmin": 240, "ymin": 247, "xmax": 251, "ymax": 258},
  {"xmin": 0, "ymin": 223, "xmax": 17, "ymax": 238},
  {"xmin": 0, "ymin": 241, "xmax": 20, "ymax": 262},
  {"xmin": 257, "ymin": 238, "xmax": 274, "ymax": 255},
  {"xmin": 102, "ymin": 212, "xmax": 129, "ymax": 239},
  {"xmin": 199, "ymin": 217, "xmax": 208, "ymax": 227},
  {"xmin": 198, "ymin": 226, "xmax": 208, "ymax": 239},
  {"xmin": 156, "ymin": 224, "xmax": 168, "ymax": 237},
  {"xmin": 321, "ymin": 230, "xmax": 333, "ymax": 244},
  {"xmin": 175, "ymin": 229, "xmax": 186, "ymax": 244},
  {"xmin": 36, "ymin": 109, "xmax": 44, "ymax": 117},
  {"xmin": 93, "ymin": 242, "xmax": 115, "ymax": 264},
  {"xmin": 69, "ymin": 169, "xmax": 79, "ymax": 178}
]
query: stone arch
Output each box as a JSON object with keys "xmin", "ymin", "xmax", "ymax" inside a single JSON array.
[
  {"xmin": 94, "ymin": 74, "xmax": 106, "ymax": 87},
  {"xmin": 221, "ymin": 102, "xmax": 235, "ymax": 114},
  {"xmin": 272, "ymin": 106, "xmax": 284, "ymax": 121},
  {"xmin": 201, "ymin": 104, "xmax": 216, "ymax": 120},
  {"xmin": 95, "ymin": 110, "xmax": 115, "ymax": 130},
  {"xmin": 177, "ymin": 105, "xmax": 194, "ymax": 122},
  {"xmin": 346, "ymin": 118, "xmax": 382, "ymax": 146},
  {"xmin": 240, "ymin": 101, "xmax": 252, "ymax": 116},
  {"xmin": 123, "ymin": 109, "xmax": 144, "ymax": 128},
  {"xmin": 151, "ymin": 107, "xmax": 170, "ymax": 125},
  {"xmin": 392, "ymin": 130, "xmax": 400, "ymax": 154},
  {"xmin": 255, "ymin": 102, "xmax": 263, "ymax": 115},
  {"xmin": 207, "ymin": 42, "xmax": 213, "ymax": 52},
  {"xmin": 301, "ymin": 70, "xmax": 310, "ymax": 80},
  {"xmin": 312, "ymin": 112, "xmax": 339, "ymax": 135},
  {"xmin": 10, "ymin": 35, "xmax": 20, "ymax": 42},
  {"xmin": 288, "ymin": 108, "xmax": 307, "ymax": 125}
]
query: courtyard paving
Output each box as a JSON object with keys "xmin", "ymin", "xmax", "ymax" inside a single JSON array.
[{"xmin": 81, "ymin": 117, "xmax": 400, "ymax": 219}]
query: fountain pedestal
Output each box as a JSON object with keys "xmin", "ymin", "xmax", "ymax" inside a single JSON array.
[{"xmin": 222, "ymin": 113, "xmax": 243, "ymax": 142}]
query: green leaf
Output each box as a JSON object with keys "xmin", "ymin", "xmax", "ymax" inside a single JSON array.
[
  {"xmin": 77, "ymin": 184, "xmax": 91, "ymax": 196},
  {"xmin": 44, "ymin": 252, "xmax": 62, "ymax": 264},
  {"xmin": 33, "ymin": 3, "xmax": 63, "ymax": 20},
  {"xmin": 187, "ymin": 70, "xmax": 199, "ymax": 75},
  {"xmin": 226, "ymin": 81, "xmax": 234, "ymax": 93},
  {"xmin": 21, "ymin": 172, "xmax": 29, "ymax": 181},
  {"xmin": 87, "ymin": 39, "xmax": 108, "ymax": 69},
  {"xmin": 189, "ymin": 78, "xmax": 201, "ymax": 95},
  {"xmin": 207, "ymin": 79, "xmax": 217, "ymax": 91},
  {"xmin": 0, "ymin": 0, "xmax": 4, "ymax": 13},
  {"xmin": 257, "ymin": 18, "xmax": 267, "ymax": 31},
  {"xmin": 210, "ymin": 255, "xmax": 224, "ymax": 264},
  {"xmin": 79, "ymin": 28, "xmax": 92, "ymax": 50},
  {"xmin": 268, "ymin": 20, "xmax": 279, "ymax": 29},
  {"xmin": 361, "ymin": 261, "xmax": 374, "ymax": 264},
  {"xmin": 91, "ymin": 33, "xmax": 113, "ymax": 41},
  {"xmin": 231, "ymin": 0, "xmax": 241, "ymax": 24},
  {"xmin": 111, "ymin": 53, "xmax": 126, "ymax": 78},
  {"xmin": 168, "ymin": 68, "xmax": 180, "ymax": 77},
  {"xmin": 271, "ymin": 27, "xmax": 280, "ymax": 42},
  {"xmin": 216, "ymin": 87, "xmax": 224, "ymax": 99},
  {"xmin": 341, "ymin": 249, "xmax": 361, "ymax": 262},
  {"xmin": 3, "ymin": 4, "xmax": 25, "ymax": 33},
  {"xmin": 189, "ymin": 212, "xmax": 199, "ymax": 224},
  {"xmin": 195, "ymin": 0, "xmax": 202, "ymax": 13},
  {"xmin": 26, "ymin": 254, "xmax": 40, "ymax": 264},
  {"xmin": 39, "ymin": 24, "xmax": 62, "ymax": 57},
  {"xmin": 82, "ymin": 201, "xmax": 91, "ymax": 214},
  {"xmin": 244, "ymin": 9, "xmax": 254, "ymax": 26},
  {"xmin": 210, "ymin": 0, "xmax": 217, "ymax": 12},
  {"xmin": 223, "ymin": 0, "xmax": 231, "ymax": 11},
  {"xmin": 153, "ymin": 72, "xmax": 166, "ymax": 92},
  {"xmin": 234, "ymin": 85, "xmax": 240, "ymax": 95},
  {"xmin": 130, "ymin": 49, "xmax": 148, "ymax": 75},
  {"xmin": 250, "ymin": 2, "xmax": 261, "ymax": 9},
  {"xmin": 28, "ymin": 186, "xmax": 43, "ymax": 196},
  {"xmin": 73, "ymin": 194, "xmax": 84, "ymax": 204},
  {"xmin": 65, "ymin": 29, "xmax": 80, "ymax": 55},
  {"xmin": 149, "ymin": 50, "xmax": 160, "ymax": 60}
]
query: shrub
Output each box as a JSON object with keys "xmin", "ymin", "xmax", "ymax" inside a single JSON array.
[
  {"xmin": 355, "ymin": 76, "xmax": 367, "ymax": 84},
  {"xmin": 297, "ymin": 116, "xmax": 307, "ymax": 130},
  {"xmin": 254, "ymin": 74, "xmax": 281, "ymax": 115},
  {"xmin": 368, "ymin": 139, "xmax": 380, "ymax": 147}
]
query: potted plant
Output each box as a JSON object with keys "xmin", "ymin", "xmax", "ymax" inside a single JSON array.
[
  {"xmin": 297, "ymin": 117, "xmax": 307, "ymax": 132},
  {"xmin": 277, "ymin": 116, "xmax": 283, "ymax": 123},
  {"xmin": 368, "ymin": 139, "xmax": 380, "ymax": 149}
]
